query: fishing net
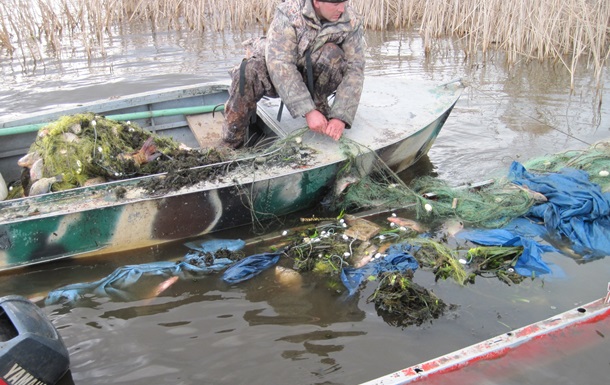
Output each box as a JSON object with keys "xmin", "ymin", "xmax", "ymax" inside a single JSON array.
[
  {"xmin": 521, "ymin": 140, "xmax": 610, "ymax": 192},
  {"xmin": 11, "ymin": 113, "xmax": 315, "ymax": 198},
  {"xmin": 24, "ymin": 113, "xmax": 183, "ymax": 190},
  {"xmin": 331, "ymin": 138, "xmax": 610, "ymax": 230},
  {"xmin": 329, "ymin": 138, "xmax": 537, "ymax": 228}
]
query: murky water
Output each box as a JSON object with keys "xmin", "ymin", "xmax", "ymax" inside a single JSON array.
[{"xmin": 1, "ymin": 27, "xmax": 609, "ymax": 385}]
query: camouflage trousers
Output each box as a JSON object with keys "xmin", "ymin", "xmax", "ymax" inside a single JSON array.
[{"xmin": 222, "ymin": 43, "xmax": 346, "ymax": 148}]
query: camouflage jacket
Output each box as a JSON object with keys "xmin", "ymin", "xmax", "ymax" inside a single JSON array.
[{"xmin": 265, "ymin": 0, "xmax": 365, "ymax": 126}]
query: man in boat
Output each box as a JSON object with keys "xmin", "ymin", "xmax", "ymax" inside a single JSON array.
[{"xmin": 221, "ymin": 0, "xmax": 365, "ymax": 148}]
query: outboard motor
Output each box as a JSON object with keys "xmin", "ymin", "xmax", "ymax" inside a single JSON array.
[{"xmin": 0, "ymin": 295, "xmax": 69, "ymax": 385}]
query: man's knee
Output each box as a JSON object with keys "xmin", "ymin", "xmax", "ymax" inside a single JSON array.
[
  {"xmin": 313, "ymin": 43, "xmax": 345, "ymax": 69},
  {"xmin": 309, "ymin": 43, "xmax": 345, "ymax": 97}
]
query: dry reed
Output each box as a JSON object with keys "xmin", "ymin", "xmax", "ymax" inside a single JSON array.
[{"xmin": 0, "ymin": 0, "xmax": 608, "ymax": 88}]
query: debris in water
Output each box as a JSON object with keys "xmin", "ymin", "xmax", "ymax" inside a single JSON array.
[
  {"xmin": 344, "ymin": 214, "xmax": 380, "ymax": 241},
  {"xmin": 466, "ymin": 246, "xmax": 526, "ymax": 285},
  {"xmin": 387, "ymin": 216, "xmax": 428, "ymax": 233},
  {"xmin": 275, "ymin": 266, "xmax": 303, "ymax": 290},
  {"xmin": 367, "ymin": 271, "xmax": 451, "ymax": 328},
  {"xmin": 439, "ymin": 218, "xmax": 464, "ymax": 237},
  {"xmin": 149, "ymin": 276, "xmax": 179, "ymax": 298}
]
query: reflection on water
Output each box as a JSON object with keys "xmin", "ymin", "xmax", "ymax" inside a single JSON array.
[{"xmin": 1, "ymin": 27, "xmax": 609, "ymax": 385}]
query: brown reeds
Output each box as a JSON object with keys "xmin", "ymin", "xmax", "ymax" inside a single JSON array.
[
  {"xmin": 419, "ymin": 0, "xmax": 610, "ymax": 89},
  {"xmin": 0, "ymin": 0, "xmax": 608, "ymax": 88}
]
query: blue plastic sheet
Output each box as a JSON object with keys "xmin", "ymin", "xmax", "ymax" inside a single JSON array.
[
  {"xmin": 222, "ymin": 253, "xmax": 281, "ymax": 284},
  {"xmin": 184, "ymin": 239, "xmax": 246, "ymax": 253},
  {"xmin": 456, "ymin": 228, "xmax": 556, "ymax": 276},
  {"xmin": 45, "ymin": 254, "xmax": 234, "ymax": 305},
  {"xmin": 509, "ymin": 161, "xmax": 610, "ymax": 258},
  {"xmin": 45, "ymin": 239, "xmax": 245, "ymax": 305},
  {"xmin": 340, "ymin": 266, "xmax": 372, "ymax": 297},
  {"xmin": 341, "ymin": 242, "xmax": 419, "ymax": 296}
]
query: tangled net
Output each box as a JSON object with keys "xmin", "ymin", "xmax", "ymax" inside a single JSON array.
[
  {"xmin": 23, "ymin": 113, "xmax": 183, "ymax": 189},
  {"xmin": 9, "ymin": 113, "xmax": 315, "ymax": 199},
  {"xmin": 331, "ymin": 138, "xmax": 610, "ymax": 229},
  {"xmin": 522, "ymin": 140, "xmax": 610, "ymax": 192}
]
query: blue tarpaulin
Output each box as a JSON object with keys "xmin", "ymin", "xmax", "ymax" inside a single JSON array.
[
  {"xmin": 45, "ymin": 254, "xmax": 234, "ymax": 305},
  {"xmin": 45, "ymin": 239, "xmax": 245, "ymax": 305},
  {"xmin": 456, "ymin": 228, "xmax": 556, "ymax": 276},
  {"xmin": 222, "ymin": 253, "xmax": 281, "ymax": 284},
  {"xmin": 341, "ymin": 242, "xmax": 420, "ymax": 296},
  {"xmin": 509, "ymin": 161, "xmax": 610, "ymax": 259}
]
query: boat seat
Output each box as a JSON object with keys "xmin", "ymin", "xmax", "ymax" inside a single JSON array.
[
  {"xmin": 186, "ymin": 111, "xmax": 262, "ymax": 149},
  {"xmin": 185, "ymin": 112, "xmax": 225, "ymax": 148}
]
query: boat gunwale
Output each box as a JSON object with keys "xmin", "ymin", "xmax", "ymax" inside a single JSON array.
[{"xmin": 0, "ymin": 80, "xmax": 232, "ymax": 129}]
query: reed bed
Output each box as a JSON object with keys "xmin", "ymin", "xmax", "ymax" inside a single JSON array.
[{"xmin": 1, "ymin": 0, "xmax": 608, "ymax": 88}]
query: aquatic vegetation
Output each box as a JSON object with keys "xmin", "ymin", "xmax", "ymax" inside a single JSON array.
[
  {"xmin": 467, "ymin": 246, "xmax": 526, "ymax": 285},
  {"xmin": 367, "ymin": 271, "xmax": 449, "ymax": 328},
  {"xmin": 286, "ymin": 223, "xmax": 354, "ymax": 274},
  {"xmin": 409, "ymin": 238, "xmax": 470, "ymax": 285}
]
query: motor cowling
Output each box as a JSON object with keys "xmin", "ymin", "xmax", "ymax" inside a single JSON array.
[{"xmin": 0, "ymin": 295, "xmax": 69, "ymax": 385}]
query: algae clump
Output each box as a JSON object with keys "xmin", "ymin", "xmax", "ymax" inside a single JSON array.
[{"xmin": 24, "ymin": 113, "xmax": 181, "ymax": 192}]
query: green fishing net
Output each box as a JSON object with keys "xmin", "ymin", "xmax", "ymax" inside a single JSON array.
[
  {"xmin": 16, "ymin": 113, "xmax": 311, "ymax": 198},
  {"xmin": 331, "ymin": 138, "xmax": 610, "ymax": 229},
  {"xmin": 25, "ymin": 113, "xmax": 182, "ymax": 190},
  {"xmin": 522, "ymin": 140, "xmax": 610, "ymax": 192}
]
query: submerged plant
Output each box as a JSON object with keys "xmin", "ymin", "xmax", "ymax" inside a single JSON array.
[
  {"xmin": 467, "ymin": 246, "xmax": 526, "ymax": 285},
  {"xmin": 409, "ymin": 237, "xmax": 469, "ymax": 285},
  {"xmin": 368, "ymin": 271, "xmax": 449, "ymax": 328}
]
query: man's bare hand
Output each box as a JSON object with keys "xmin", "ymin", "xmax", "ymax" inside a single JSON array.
[
  {"xmin": 305, "ymin": 110, "xmax": 328, "ymax": 134},
  {"xmin": 324, "ymin": 118, "xmax": 345, "ymax": 140}
]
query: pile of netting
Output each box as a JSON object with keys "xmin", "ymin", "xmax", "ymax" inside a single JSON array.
[
  {"xmin": 277, "ymin": 214, "xmax": 548, "ymax": 327},
  {"xmin": 330, "ymin": 138, "xmax": 610, "ymax": 260},
  {"xmin": 331, "ymin": 138, "xmax": 610, "ymax": 230},
  {"xmin": 522, "ymin": 140, "xmax": 610, "ymax": 192},
  {"xmin": 7, "ymin": 113, "xmax": 314, "ymax": 199},
  {"xmin": 10, "ymin": 113, "xmax": 217, "ymax": 197}
]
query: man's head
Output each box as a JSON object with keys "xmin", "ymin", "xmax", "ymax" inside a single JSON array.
[{"xmin": 312, "ymin": 0, "xmax": 348, "ymax": 22}]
